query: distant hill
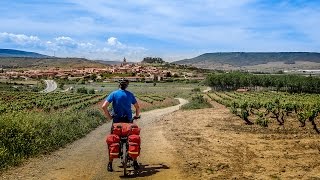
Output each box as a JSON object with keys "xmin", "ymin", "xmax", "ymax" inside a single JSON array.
[
  {"xmin": 0, "ymin": 57, "xmax": 108, "ymax": 69},
  {"xmin": 0, "ymin": 49, "xmax": 49, "ymax": 58},
  {"xmin": 174, "ymin": 52, "xmax": 320, "ymax": 67},
  {"xmin": 94, "ymin": 60, "xmax": 125, "ymax": 65}
]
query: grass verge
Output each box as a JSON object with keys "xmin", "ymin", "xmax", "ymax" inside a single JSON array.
[{"xmin": 181, "ymin": 94, "xmax": 212, "ymax": 110}]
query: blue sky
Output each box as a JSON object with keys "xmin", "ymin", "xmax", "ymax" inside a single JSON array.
[{"xmin": 0, "ymin": 0, "xmax": 319, "ymax": 61}]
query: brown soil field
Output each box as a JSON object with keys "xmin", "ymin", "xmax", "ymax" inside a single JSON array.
[{"xmin": 159, "ymin": 100, "xmax": 320, "ymax": 179}]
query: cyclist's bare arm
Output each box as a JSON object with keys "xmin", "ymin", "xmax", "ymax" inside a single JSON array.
[
  {"xmin": 102, "ymin": 101, "xmax": 113, "ymax": 120},
  {"xmin": 133, "ymin": 102, "xmax": 140, "ymax": 118}
]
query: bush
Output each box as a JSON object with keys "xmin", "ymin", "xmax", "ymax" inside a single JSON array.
[
  {"xmin": 88, "ymin": 89, "xmax": 95, "ymax": 94},
  {"xmin": 77, "ymin": 87, "xmax": 88, "ymax": 94},
  {"xmin": 0, "ymin": 108, "xmax": 105, "ymax": 170},
  {"xmin": 181, "ymin": 95, "xmax": 212, "ymax": 110},
  {"xmin": 192, "ymin": 87, "xmax": 201, "ymax": 92}
]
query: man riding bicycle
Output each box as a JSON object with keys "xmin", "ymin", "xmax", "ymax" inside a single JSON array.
[{"xmin": 102, "ymin": 78, "xmax": 141, "ymax": 172}]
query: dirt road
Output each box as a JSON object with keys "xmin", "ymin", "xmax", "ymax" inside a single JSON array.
[
  {"xmin": 1, "ymin": 99, "xmax": 188, "ymax": 180},
  {"xmin": 41, "ymin": 80, "xmax": 57, "ymax": 93}
]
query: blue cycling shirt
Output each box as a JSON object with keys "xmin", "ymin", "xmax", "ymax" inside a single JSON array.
[{"xmin": 106, "ymin": 89, "xmax": 137, "ymax": 123}]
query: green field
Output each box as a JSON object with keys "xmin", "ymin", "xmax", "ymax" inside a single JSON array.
[{"xmin": 70, "ymin": 82, "xmax": 205, "ymax": 98}]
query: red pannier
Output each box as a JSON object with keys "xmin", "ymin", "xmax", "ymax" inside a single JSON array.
[
  {"xmin": 128, "ymin": 134, "xmax": 141, "ymax": 144},
  {"xmin": 106, "ymin": 134, "xmax": 120, "ymax": 159},
  {"xmin": 109, "ymin": 143, "xmax": 120, "ymax": 159},
  {"xmin": 106, "ymin": 134, "xmax": 120, "ymax": 145},
  {"xmin": 112, "ymin": 123, "xmax": 140, "ymax": 136},
  {"xmin": 111, "ymin": 123, "xmax": 131, "ymax": 137},
  {"xmin": 111, "ymin": 123, "xmax": 122, "ymax": 136},
  {"xmin": 129, "ymin": 124, "xmax": 140, "ymax": 135},
  {"xmin": 120, "ymin": 123, "xmax": 131, "ymax": 136},
  {"xmin": 128, "ymin": 135, "xmax": 141, "ymax": 159}
]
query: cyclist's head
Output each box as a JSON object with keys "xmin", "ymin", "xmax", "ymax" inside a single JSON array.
[{"xmin": 119, "ymin": 78, "xmax": 129, "ymax": 90}]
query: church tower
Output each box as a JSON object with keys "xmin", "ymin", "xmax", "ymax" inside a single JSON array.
[
  {"xmin": 123, "ymin": 57, "xmax": 127, "ymax": 64},
  {"xmin": 121, "ymin": 57, "xmax": 127, "ymax": 66}
]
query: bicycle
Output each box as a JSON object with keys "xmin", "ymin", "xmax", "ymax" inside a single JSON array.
[{"xmin": 112, "ymin": 116, "xmax": 140, "ymax": 176}]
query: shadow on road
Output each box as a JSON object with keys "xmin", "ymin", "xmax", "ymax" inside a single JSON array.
[{"xmin": 119, "ymin": 163, "xmax": 170, "ymax": 178}]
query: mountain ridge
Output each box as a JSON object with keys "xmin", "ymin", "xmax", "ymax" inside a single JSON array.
[
  {"xmin": 0, "ymin": 49, "xmax": 50, "ymax": 58},
  {"xmin": 174, "ymin": 52, "xmax": 320, "ymax": 67}
]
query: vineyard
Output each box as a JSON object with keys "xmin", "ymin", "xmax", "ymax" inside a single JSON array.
[
  {"xmin": 0, "ymin": 91, "xmax": 105, "ymax": 113},
  {"xmin": 207, "ymin": 91, "xmax": 320, "ymax": 133},
  {"xmin": 0, "ymin": 91, "xmax": 109, "ymax": 170},
  {"xmin": 0, "ymin": 82, "xmax": 201, "ymax": 170},
  {"xmin": 205, "ymin": 72, "xmax": 320, "ymax": 93},
  {"xmin": 136, "ymin": 94, "xmax": 166, "ymax": 104}
]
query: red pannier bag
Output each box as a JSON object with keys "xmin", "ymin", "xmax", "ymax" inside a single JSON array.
[
  {"xmin": 111, "ymin": 123, "xmax": 131, "ymax": 137},
  {"xmin": 111, "ymin": 123, "xmax": 122, "ymax": 136},
  {"xmin": 109, "ymin": 143, "xmax": 120, "ymax": 159},
  {"xmin": 106, "ymin": 134, "xmax": 120, "ymax": 159},
  {"xmin": 128, "ymin": 134, "xmax": 141, "ymax": 144},
  {"xmin": 128, "ymin": 143, "xmax": 140, "ymax": 159},
  {"xmin": 106, "ymin": 134, "xmax": 120, "ymax": 145},
  {"xmin": 128, "ymin": 135, "xmax": 141, "ymax": 159},
  {"xmin": 129, "ymin": 124, "xmax": 140, "ymax": 135},
  {"xmin": 120, "ymin": 123, "xmax": 131, "ymax": 137}
]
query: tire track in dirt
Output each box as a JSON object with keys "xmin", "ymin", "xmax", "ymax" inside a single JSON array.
[{"xmin": 1, "ymin": 99, "xmax": 188, "ymax": 180}]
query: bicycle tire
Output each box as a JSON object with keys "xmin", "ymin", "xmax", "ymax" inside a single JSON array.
[{"xmin": 123, "ymin": 143, "xmax": 128, "ymax": 176}]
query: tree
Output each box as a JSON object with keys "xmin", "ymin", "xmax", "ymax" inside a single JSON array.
[
  {"xmin": 142, "ymin": 57, "xmax": 165, "ymax": 64},
  {"xmin": 166, "ymin": 72, "xmax": 172, "ymax": 77},
  {"xmin": 90, "ymin": 74, "xmax": 97, "ymax": 81}
]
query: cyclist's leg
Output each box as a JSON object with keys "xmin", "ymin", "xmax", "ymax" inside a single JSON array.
[
  {"xmin": 108, "ymin": 122, "xmax": 114, "ymax": 172},
  {"xmin": 133, "ymin": 158, "xmax": 140, "ymax": 170}
]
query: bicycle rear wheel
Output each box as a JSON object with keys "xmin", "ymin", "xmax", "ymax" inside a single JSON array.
[{"xmin": 123, "ymin": 144, "xmax": 128, "ymax": 176}]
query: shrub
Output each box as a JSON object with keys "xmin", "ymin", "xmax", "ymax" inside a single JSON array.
[
  {"xmin": 192, "ymin": 87, "xmax": 201, "ymax": 92},
  {"xmin": 181, "ymin": 95, "xmax": 212, "ymax": 110},
  {"xmin": 88, "ymin": 89, "xmax": 95, "ymax": 94},
  {"xmin": 77, "ymin": 87, "xmax": 88, "ymax": 94}
]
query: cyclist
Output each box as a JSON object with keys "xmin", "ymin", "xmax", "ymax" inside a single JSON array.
[{"xmin": 102, "ymin": 78, "xmax": 141, "ymax": 172}]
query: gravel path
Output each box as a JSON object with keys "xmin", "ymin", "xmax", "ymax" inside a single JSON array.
[{"xmin": 41, "ymin": 80, "xmax": 57, "ymax": 93}]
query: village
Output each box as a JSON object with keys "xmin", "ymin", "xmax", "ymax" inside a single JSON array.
[{"xmin": 0, "ymin": 58, "xmax": 205, "ymax": 83}]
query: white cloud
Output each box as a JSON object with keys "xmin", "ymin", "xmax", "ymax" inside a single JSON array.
[
  {"xmin": 0, "ymin": 32, "xmax": 41, "ymax": 46},
  {"xmin": 102, "ymin": 36, "xmax": 147, "ymax": 60},
  {"xmin": 0, "ymin": 32, "xmax": 147, "ymax": 60},
  {"xmin": 106, "ymin": 37, "xmax": 126, "ymax": 49},
  {"xmin": 107, "ymin": 37, "xmax": 119, "ymax": 46}
]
